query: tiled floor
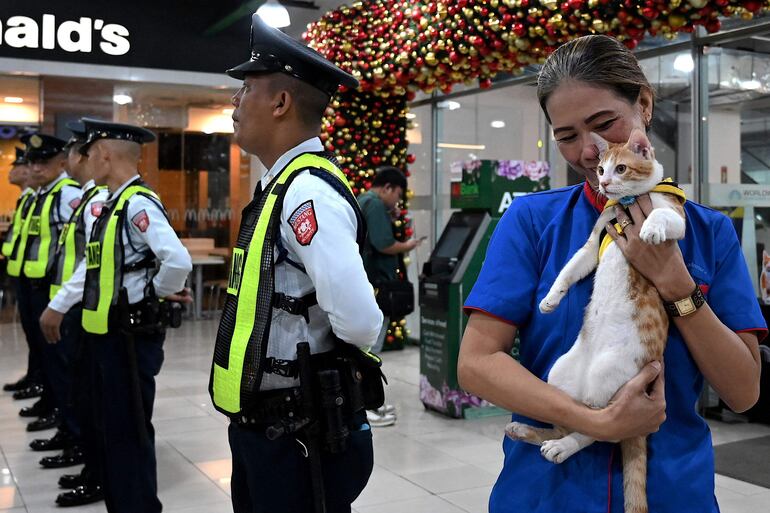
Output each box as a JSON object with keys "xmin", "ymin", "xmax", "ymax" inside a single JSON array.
[{"xmin": 1, "ymin": 319, "xmax": 769, "ymax": 513}]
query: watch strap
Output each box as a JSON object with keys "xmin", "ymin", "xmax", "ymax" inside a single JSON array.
[{"xmin": 663, "ymin": 285, "xmax": 706, "ymax": 317}]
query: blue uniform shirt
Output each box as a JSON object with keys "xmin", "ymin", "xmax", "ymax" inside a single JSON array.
[{"xmin": 465, "ymin": 183, "xmax": 767, "ymax": 513}]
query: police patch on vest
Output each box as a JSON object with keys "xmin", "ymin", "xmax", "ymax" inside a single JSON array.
[
  {"xmin": 227, "ymin": 247, "xmax": 245, "ymax": 296},
  {"xmin": 86, "ymin": 242, "xmax": 101, "ymax": 269},
  {"xmin": 28, "ymin": 216, "xmax": 41, "ymax": 236},
  {"xmin": 91, "ymin": 202, "xmax": 104, "ymax": 217},
  {"xmin": 69, "ymin": 198, "xmax": 81, "ymax": 210},
  {"xmin": 289, "ymin": 200, "xmax": 318, "ymax": 246},
  {"xmin": 132, "ymin": 209, "xmax": 150, "ymax": 232}
]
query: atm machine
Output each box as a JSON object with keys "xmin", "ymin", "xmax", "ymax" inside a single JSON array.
[{"xmin": 419, "ymin": 159, "xmax": 550, "ymax": 418}]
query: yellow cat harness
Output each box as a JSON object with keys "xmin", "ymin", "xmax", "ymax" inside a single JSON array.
[{"xmin": 598, "ymin": 178, "xmax": 686, "ymax": 261}]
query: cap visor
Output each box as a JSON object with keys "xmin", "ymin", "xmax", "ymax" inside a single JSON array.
[{"xmin": 226, "ymin": 59, "xmax": 271, "ymax": 80}]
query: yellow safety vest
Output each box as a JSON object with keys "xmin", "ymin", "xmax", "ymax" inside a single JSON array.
[
  {"xmin": 22, "ymin": 177, "xmax": 79, "ymax": 279},
  {"xmin": 50, "ymin": 186, "xmax": 107, "ymax": 299},
  {"xmin": 598, "ymin": 179, "xmax": 687, "ymax": 261},
  {"xmin": 81, "ymin": 183, "xmax": 159, "ymax": 335},
  {"xmin": 2, "ymin": 190, "xmax": 35, "ymax": 258},
  {"xmin": 209, "ymin": 153, "xmax": 363, "ymax": 416}
]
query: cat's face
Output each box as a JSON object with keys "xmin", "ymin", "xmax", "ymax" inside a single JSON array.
[{"xmin": 593, "ymin": 129, "xmax": 663, "ymax": 200}]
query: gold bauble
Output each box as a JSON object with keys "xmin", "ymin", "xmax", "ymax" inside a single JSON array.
[
  {"xmin": 687, "ymin": 0, "xmax": 708, "ymax": 7},
  {"xmin": 403, "ymin": 256, "xmax": 411, "ymax": 266},
  {"xmin": 425, "ymin": 52, "xmax": 438, "ymax": 66}
]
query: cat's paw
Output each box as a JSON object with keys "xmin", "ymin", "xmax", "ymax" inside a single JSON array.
[
  {"xmin": 539, "ymin": 290, "xmax": 565, "ymax": 313},
  {"xmin": 505, "ymin": 422, "xmax": 541, "ymax": 445},
  {"xmin": 639, "ymin": 220, "xmax": 667, "ymax": 245},
  {"xmin": 541, "ymin": 438, "xmax": 578, "ymax": 464}
]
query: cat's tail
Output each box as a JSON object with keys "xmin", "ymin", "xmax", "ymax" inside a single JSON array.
[{"xmin": 621, "ymin": 435, "xmax": 648, "ymax": 513}]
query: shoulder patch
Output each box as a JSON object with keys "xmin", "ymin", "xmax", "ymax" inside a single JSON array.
[
  {"xmin": 69, "ymin": 198, "xmax": 81, "ymax": 210},
  {"xmin": 131, "ymin": 209, "xmax": 150, "ymax": 232},
  {"xmin": 90, "ymin": 202, "xmax": 104, "ymax": 218},
  {"xmin": 289, "ymin": 200, "xmax": 318, "ymax": 246}
]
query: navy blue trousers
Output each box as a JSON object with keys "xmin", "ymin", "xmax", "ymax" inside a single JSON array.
[
  {"xmin": 15, "ymin": 278, "xmax": 44, "ymax": 393},
  {"xmin": 57, "ymin": 305, "xmax": 83, "ymax": 437},
  {"xmin": 19, "ymin": 279, "xmax": 56, "ymax": 410},
  {"xmin": 228, "ymin": 412, "xmax": 374, "ymax": 513},
  {"xmin": 73, "ymin": 326, "xmax": 102, "ymax": 487},
  {"xmin": 89, "ymin": 329, "xmax": 165, "ymax": 513}
]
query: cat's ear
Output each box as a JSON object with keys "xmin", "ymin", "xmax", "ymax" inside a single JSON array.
[
  {"xmin": 628, "ymin": 128, "xmax": 652, "ymax": 159},
  {"xmin": 589, "ymin": 132, "xmax": 609, "ymax": 156}
]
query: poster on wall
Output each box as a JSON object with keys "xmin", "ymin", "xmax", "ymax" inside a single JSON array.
[{"xmin": 450, "ymin": 159, "xmax": 550, "ymax": 214}]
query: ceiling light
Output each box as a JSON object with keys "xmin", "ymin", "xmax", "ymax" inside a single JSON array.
[
  {"xmin": 222, "ymin": 108, "xmax": 234, "ymax": 115},
  {"xmin": 113, "ymin": 94, "xmax": 133, "ymax": 105},
  {"xmin": 437, "ymin": 100, "xmax": 461, "ymax": 110},
  {"xmin": 437, "ymin": 143, "xmax": 486, "ymax": 150},
  {"xmin": 673, "ymin": 54, "xmax": 694, "ymax": 73},
  {"xmin": 490, "ymin": 120, "xmax": 505, "ymax": 128},
  {"xmin": 257, "ymin": 0, "xmax": 290, "ymax": 28},
  {"xmin": 405, "ymin": 113, "xmax": 417, "ymax": 119},
  {"xmin": 4, "ymin": 97, "xmax": 23, "ymax": 104}
]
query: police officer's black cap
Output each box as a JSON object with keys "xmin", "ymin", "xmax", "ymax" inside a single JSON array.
[
  {"xmin": 12, "ymin": 147, "xmax": 28, "ymax": 166},
  {"xmin": 20, "ymin": 133, "xmax": 67, "ymax": 163},
  {"xmin": 226, "ymin": 14, "xmax": 359, "ymax": 96},
  {"xmin": 79, "ymin": 118, "xmax": 156, "ymax": 156},
  {"xmin": 64, "ymin": 121, "xmax": 87, "ymax": 149}
]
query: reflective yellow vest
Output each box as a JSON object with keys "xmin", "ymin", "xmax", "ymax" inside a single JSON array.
[
  {"xmin": 81, "ymin": 183, "xmax": 159, "ymax": 335},
  {"xmin": 209, "ymin": 153, "xmax": 364, "ymax": 416},
  {"xmin": 50, "ymin": 185, "xmax": 107, "ymax": 299},
  {"xmin": 22, "ymin": 177, "xmax": 79, "ymax": 279},
  {"xmin": 2, "ymin": 190, "xmax": 35, "ymax": 258}
]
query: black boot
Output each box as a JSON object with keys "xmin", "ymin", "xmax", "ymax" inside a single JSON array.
[
  {"xmin": 19, "ymin": 399, "xmax": 50, "ymax": 418},
  {"xmin": 13, "ymin": 384, "xmax": 43, "ymax": 400},
  {"xmin": 30, "ymin": 429, "xmax": 75, "ymax": 451},
  {"xmin": 55, "ymin": 485, "xmax": 104, "ymax": 507},
  {"xmin": 58, "ymin": 472, "xmax": 86, "ymax": 489},
  {"xmin": 26, "ymin": 410, "xmax": 59, "ymax": 432},
  {"xmin": 3, "ymin": 375, "xmax": 30, "ymax": 391},
  {"xmin": 40, "ymin": 446, "xmax": 84, "ymax": 468}
]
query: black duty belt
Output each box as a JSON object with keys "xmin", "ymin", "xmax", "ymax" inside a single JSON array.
[{"xmin": 233, "ymin": 387, "xmax": 301, "ymax": 427}]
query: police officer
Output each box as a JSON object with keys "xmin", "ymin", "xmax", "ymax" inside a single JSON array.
[
  {"xmin": 210, "ymin": 14, "xmax": 383, "ymax": 513},
  {"xmin": 37, "ymin": 120, "xmax": 109, "ymax": 506},
  {"xmin": 14, "ymin": 134, "xmax": 81, "ymax": 432},
  {"xmin": 77, "ymin": 118, "xmax": 192, "ymax": 513},
  {"xmin": 3, "ymin": 147, "xmax": 37, "ymax": 393}
]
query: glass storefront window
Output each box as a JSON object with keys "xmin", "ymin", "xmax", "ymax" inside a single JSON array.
[
  {"xmin": 434, "ymin": 82, "xmax": 550, "ymax": 233},
  {"xmin": 704, "ymin": 32, "xmax": 770, "ymax": 299}
]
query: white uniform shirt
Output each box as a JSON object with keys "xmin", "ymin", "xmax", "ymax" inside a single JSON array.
[
  {"xmin": 109, "ymin": 175, "xmax": 192, "ymax": 304},
  {"xmin": 259, "ymin": 137, "xmax": 383, "ymax": 390},
  {"xmin": 48, "ymin": 180, "xmax": 109, "ymax": 314},
  {"xmin": 38, "ymin": 172, "xmax": 82, "ymax": 231}
]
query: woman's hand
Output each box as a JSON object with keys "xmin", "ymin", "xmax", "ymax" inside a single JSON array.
[
  {"xmin": 592, "ymin": 361, "xmax": 667, "ymax": 441},
  {"xmin": 606, "ymin": 194, "xmax": 695, "ymax": 301}
]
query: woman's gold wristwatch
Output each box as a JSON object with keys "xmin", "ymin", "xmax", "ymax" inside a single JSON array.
[{"xmin": 663, "ymin": 285, "xmax": 706, "ymax": 317}]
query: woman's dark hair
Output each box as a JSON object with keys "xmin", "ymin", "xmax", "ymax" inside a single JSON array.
[
  {"xmin": 373, "ymin": 166, "xmax": 407, "ymax": 190},
  {"xmin": 537, "ymin": 35, "xmax": 655, "ymax": 125}
]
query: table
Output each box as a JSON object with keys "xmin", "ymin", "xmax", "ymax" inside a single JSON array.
[{"xmin": 188, "ymin": 254, "xmax": 226, "ymax": 320}]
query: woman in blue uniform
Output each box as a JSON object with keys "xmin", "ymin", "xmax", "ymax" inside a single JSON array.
[{"xmin": 458, "ymin": 35, "xmax": 766, "ymax": 513}]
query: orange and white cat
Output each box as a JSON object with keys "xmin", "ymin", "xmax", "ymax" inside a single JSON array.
[{"xmin": 506, "ymin": 128, "xmax": 686, "ymax": 513}]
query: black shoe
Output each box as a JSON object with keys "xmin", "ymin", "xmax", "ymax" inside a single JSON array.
[
  {"xmin": 40, "ymin": 446, "xmax": 84, "ymax": 468},
  {"xmin": 55, "ymin": 485, "xmax": 104, "ymax": 507},
  {"xmin": 58, "ymin": 472, "xmax": 86, "ymax": 489},
  {"xmin": 26, "ymin": 411, "xmax": 59, "ymax": 432},
  {"xmin": 19, "ymin": 399, "xmax": 49, "ymax": 418},
  {"xmin": 12, "ymin": 384, "xmax": 43, "ymax": 400},
  {"xmin": 3, "ymin": 375, "xmax": 30, "ymax": 391},
  {"xmin": 30, "ymin": 429, "xmax": 75, "ymax": 451}
]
